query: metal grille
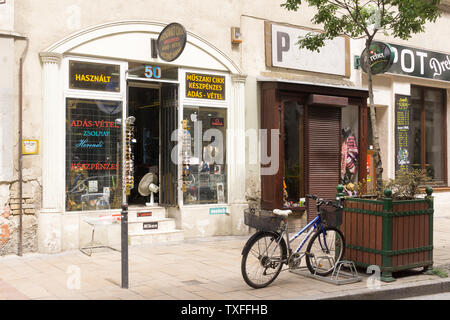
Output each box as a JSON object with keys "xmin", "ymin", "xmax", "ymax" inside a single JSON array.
[{"xmin": 160, "ymin": 84, "xmax": 178, "ymax": 206}]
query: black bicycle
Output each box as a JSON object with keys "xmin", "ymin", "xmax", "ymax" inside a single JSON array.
[{"xmin": 241, "ymin": 194, "xmax": 345, "ymax": 289}]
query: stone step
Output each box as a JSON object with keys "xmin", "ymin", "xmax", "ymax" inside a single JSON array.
[
  {"xmin": 128, "ymin": 229, "xmax": 184, "ymax": 246},
  {"xmin": 127, "ymin": 206, "xmax": 167, "ymax": 221},
  {"xmin": 127, "ymin": 218, "xmax": 176, "ymax": 234}
]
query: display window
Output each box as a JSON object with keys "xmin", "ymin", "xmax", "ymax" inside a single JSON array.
[
  {"xmin": 65, "ymin": 98, "xmax": 123, "ymax": 211},
  {"xmin": 341, "ymin": 105, "xmax": 359, "ymax": 192},
  {"xmin": 182, "ymin": 107, "xmax": 227, "ymax": 204},
  {"xmin": 283, "ymin": 101, "xmax": 305, "ymax": 206},
  {"xmin": 410, "ymin": 86, "xmax": 447, "ymax": 185}
]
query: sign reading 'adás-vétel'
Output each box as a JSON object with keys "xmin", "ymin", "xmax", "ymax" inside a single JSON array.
[{"xmin": 185, "ymin": 73, "xmax": 225, "ymax": 100}]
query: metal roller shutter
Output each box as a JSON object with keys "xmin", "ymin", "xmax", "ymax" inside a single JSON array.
[{"xmin": 306, "ymin": 106, "xmax": 341, "ymax": 221}]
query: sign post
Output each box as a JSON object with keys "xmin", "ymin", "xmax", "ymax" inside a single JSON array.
[{"xmin": 121, "ymin": 202, "xmax": 128, "ymax": 289}]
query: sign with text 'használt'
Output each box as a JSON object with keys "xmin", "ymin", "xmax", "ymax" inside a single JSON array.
[{"xmin": 69, "ymin": 61, "xmax": 120, "ymax": 92}]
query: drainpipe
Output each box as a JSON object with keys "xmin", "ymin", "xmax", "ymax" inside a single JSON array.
[{"xmin": 17, "ymin": 35, "xmax": 29, "ymax": 257}]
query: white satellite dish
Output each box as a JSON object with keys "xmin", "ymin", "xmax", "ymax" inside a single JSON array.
[{"xmin": 138, "ymin": 172, "xmax": 159, "ymax": 206}]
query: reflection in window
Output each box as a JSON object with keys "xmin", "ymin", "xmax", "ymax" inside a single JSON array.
[
  {"xmin": 66, "ymin": 98, "xmax": 122, "ymax": 211},
  {"xmin": 283, "ymin": 102, "xmax": 304, "ymax": 206},
  {"xmin": 411, "ymin": 86, "xmax": 445, "ymax": 184},
  {"xmin": 182, "ymin": 107, "xmax": 227, "ymax": 204}
]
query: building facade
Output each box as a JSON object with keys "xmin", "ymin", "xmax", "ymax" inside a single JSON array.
[{"xmin": 0, "ymin": 0, "xmax": 449, "ymax": 255}]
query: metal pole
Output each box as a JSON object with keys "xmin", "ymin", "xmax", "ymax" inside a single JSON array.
[{"xmin": 121, "ymin": 202, "xmax": 128, "ymax": 288}]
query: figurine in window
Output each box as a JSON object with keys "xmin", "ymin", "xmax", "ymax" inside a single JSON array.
[{"xmin": 341, "ymin": 127, "xmax": 358, "ymax": 184}]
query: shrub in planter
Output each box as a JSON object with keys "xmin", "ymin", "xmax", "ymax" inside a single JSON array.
[{"xmin": 338, "ymin": 170, "xmax": 434, "ymax": 282}]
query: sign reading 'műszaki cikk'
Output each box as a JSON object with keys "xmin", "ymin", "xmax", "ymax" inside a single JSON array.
[
  {"xmin": 185, "ymin": 73, "xmax": 226, "ymax": 100},
  {"xmin": 69, "ymin": 61, "xmax": 120, "ymax": 92},
  {"xmin": 157, "ymin": 22, "xmax": 187, "ymax": 62}
]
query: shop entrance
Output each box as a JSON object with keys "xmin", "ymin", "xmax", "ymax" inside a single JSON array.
[{"xmin": 127, "ymin": 84, "xmax": 160, "ymax": 206}]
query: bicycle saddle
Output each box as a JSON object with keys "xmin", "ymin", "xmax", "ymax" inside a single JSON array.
[{"xmin": 272, "ymin": 209, "xmax": 292, "ymax": 217}]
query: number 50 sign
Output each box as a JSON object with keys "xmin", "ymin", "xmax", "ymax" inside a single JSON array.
[{"xmin": 144, "ymin": 66, "xmax": 162, "ymax": 79}]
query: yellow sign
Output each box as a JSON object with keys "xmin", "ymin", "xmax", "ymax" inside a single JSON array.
[
  {"xmin": 185, "ymin": 72, "xmax": 225, "ymax": 100},
  {"xmin": 74, "ymin": 74, "xmax": 111, "ymax": 83},
  {"xmin": 22, "ymin": 140, "xmax": 39, "ymax": 155}
]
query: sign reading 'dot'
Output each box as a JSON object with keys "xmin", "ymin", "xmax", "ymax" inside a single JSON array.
[
  {"xmin": 387, "ymin": 43, "xmax": 450, "ymax": 82},
  {"xmin": 360, "ymin": 42, "xmax": 395, "ymax": 74},
  {"xmin": 266, "ymin": 22, "xmax": 350, "ymax": 77},
  {"xmin": 157, "ymin": 23, "xmax": 187, "ymax": 62}
]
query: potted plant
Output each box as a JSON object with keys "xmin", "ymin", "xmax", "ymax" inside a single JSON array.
[{"xmin": 337, "ymin": 169, "xmax": 434, "ymax": 282}]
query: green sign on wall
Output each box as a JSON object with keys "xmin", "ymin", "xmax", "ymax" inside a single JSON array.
[{"xmin": 209, "ymin": 207, "xmax": 228, "ymax": 215}]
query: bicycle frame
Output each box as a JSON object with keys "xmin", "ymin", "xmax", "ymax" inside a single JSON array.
[{"xmin": 282, "ymin": 213, "xmax": 327, "ymax": 264}]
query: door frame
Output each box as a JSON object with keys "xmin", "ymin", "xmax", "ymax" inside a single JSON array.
[{"xmin": 126, "ymin": 81, "xmax": 162, "ymax": 205}]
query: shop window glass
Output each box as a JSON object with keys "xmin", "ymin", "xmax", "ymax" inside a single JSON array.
[
  {"xmin": 283, "ymin": 101, "xmax": 304, "ymax": 206},
  {"xmin": 341, "ymin": 105, "xmax": 359, "ymax": 188},
  {"xmin": 182, "ymin": 107, "xmax": 227, "ymax": 204},
  {"xmin": 66, "ymin": 98, "xmax": 123, "ymax": 211},
  {"xmin": 410, "ymin": 86, "xmax": 445, "ymax": 184}
]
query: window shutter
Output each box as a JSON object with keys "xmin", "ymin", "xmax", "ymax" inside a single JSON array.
[{"xmin": 306, "ymin": 106, "xmax": 341, "ymax": 221}]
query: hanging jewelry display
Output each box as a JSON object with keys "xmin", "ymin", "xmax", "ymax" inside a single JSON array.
[{"xmin": 124, "ymin": 116, "xmax": 136, "ymax": 195}]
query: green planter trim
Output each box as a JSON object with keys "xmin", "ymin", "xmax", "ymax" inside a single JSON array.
[
  {"xmin": 351, "ymin": 260, "xmax": 433, "ymax": 273},
  {"xmin": 345, "ymin": 198, "xmax": 383, "ymax": 205},
  {"xmin": 344, "ymin": 207, "xmax": 433, "ymax": 217},
  {"xmin": 346, "ymin": 244, "xmax": 433, "ymax": 256}
]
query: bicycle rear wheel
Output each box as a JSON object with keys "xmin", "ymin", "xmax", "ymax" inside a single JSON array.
[
  {"xmin": 241, "ymin": 231, "xmax": 287, "ymax": 289},
  {"xmin": 305, "ymin": 227, "xmax": 345, "ymax": 276}
]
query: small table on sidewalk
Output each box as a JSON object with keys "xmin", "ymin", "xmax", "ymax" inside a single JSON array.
[{"xmin": 80, "ymin": 216, "xmax": 121, "ymax": 256}]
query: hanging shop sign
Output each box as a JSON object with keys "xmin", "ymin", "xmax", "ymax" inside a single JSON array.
[
  {"xmin": 360, "ymin": 42, "xmax": 395, "ymax": 74},
  {"xmin": 395, "ymin": 94, "xmax": 412, "ymax": 174},
  {"xmin": 185, "ymin": 73, "xmax": 226, "ymax": 100},
  {"xmin": 157, "ymin": 22, "xmax": 187, "ymax": 62},
  {"xmin": 266, "ymin": 22, "xmax": 350, "ymax": 77},
  {"xmin": 387, "ymin": 43, "xmax": 450, "ymax": 82},
  {"xmin": 69, "ymin": 61, "xmax": 120, "ymax": 92}
]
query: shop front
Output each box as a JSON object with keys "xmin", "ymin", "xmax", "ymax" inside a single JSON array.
[
  {"xmin": 259, "ymin": 80, "xmax": 368, "ymax": 221},
  {"xmin": 259, "ymin": 22, "xmax": 369, "ymax": 221},
  {"xmin": 369, "ymin": 42, "xmax": 450, "ymax": 215},
  {"xmin": 38, "ymin": 21, "xmax": 247, "ymax": 253}
]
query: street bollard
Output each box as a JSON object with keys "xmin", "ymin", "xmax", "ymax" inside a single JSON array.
[{"xmin": 121, "ymin": 202, "xmax": 128, "ymax": 289}]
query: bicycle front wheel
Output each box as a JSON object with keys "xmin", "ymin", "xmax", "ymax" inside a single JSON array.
[
  {"xmin": 305, "ymin": 227, "xmax": 345, "ymax": 276},
  {"xmin": 241, "ymin": 231, "xmax": 287, "ymax": 289}
]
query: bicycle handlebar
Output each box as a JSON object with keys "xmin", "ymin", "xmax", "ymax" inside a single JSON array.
[{"xmin": 306, "ymin": 194, "xmax": 342, "ymax": 208}]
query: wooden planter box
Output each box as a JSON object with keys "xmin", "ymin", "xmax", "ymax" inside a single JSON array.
[{"xmin": 339, "ymin": 188, "xmax": 434, "ymax": 282}]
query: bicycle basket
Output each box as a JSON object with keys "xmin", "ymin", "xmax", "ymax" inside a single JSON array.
[
  {"xmin": 319, "ymin": 201, "xmax": 343, "ymax": 228},
  {"xmin": 244, "ymin": 208, "xmax": 283, "ymax": 232}
]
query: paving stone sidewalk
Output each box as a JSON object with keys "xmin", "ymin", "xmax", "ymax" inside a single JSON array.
[{"xmin": 0, "ymin": 217, "xmax": 449, "ymax": 300}]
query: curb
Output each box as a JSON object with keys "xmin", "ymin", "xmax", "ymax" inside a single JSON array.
[{"xmin": 315, "ymin": 277, "xmax": 450, "ymax": 300}]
